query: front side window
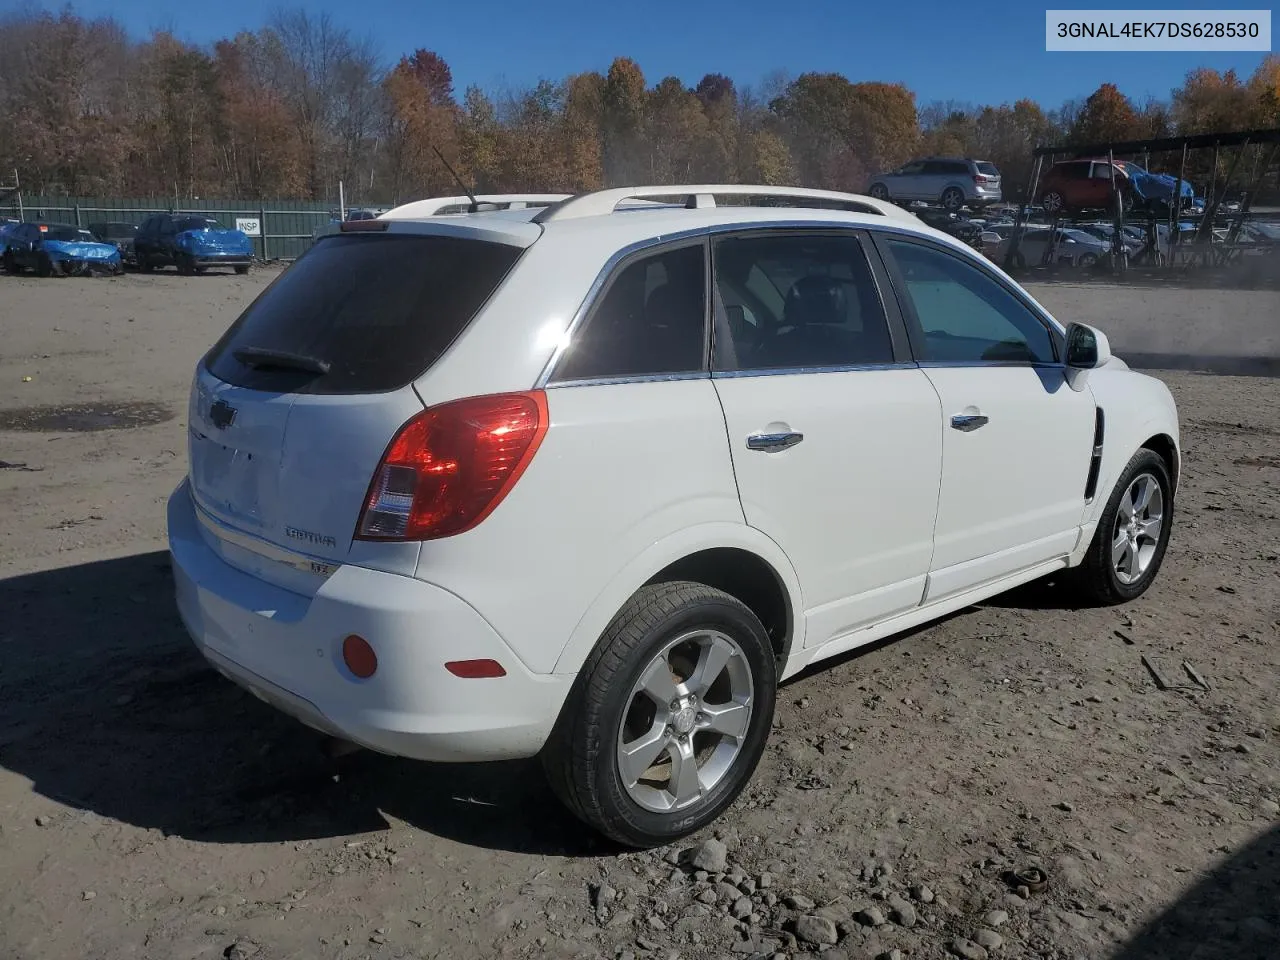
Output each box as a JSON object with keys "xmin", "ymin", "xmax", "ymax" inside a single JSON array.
[
  {"xmin": 712, "ymin": 232, "xmax": 896, "ymax": 371},
  {"xmin": 884, "ymin": 238, "xmax": 1056, "ymax": 365},
  {"xmin": 552, "ymin": 243, "xmax": 707, "ymax": 382}
]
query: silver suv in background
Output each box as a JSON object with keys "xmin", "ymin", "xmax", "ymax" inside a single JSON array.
[{"xmin": 867, "ymin": 157, "xmax": 1002, "ymax": 210}]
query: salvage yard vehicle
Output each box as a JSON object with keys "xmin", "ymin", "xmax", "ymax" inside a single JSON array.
[
  {"xmin": 87, "ymin": 220, "xmax": 139, "ymax": 268},
  {"xmin": 1036, "ymin": 159, "xmax": 1196, "ymax": 216},
  {"xmin": 135, "ymin": 214, "xmax": 252, "ymax": 274},
  {"xmin": 168, "ymin": 184, "xmax": 1180, "ymax": 848},
  {"xmin": 2, "ymin": 222, "xmax": 122, "ymax": 276},
  {"xmin": 866, "ymin": 157, "xmax": 1003, "ymax": 210}
]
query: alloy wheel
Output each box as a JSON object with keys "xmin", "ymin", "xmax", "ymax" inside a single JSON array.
[
  {"xmin": 616, "ymin": 629, "xmax": 754, "ymax": 813},
  {"xmin": 1111, "ymin": 473, "xmax": 1164, "ymax": 585}
]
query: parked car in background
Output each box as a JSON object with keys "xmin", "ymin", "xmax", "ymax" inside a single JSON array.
[
  {"xmin": 135, "ymin": 214, "xmax": 252, "ymax": 274},
  {"xmin": 2, "ymin": 221, "xmax": 122, "ymax": 276},
  {"xmin": 1111, "ymin": 161, "xmax": 1195, "ymax": 211},
  {"xmin": 1037, "ymin": 159, "xmax": 1196, "ymax": 216},
  {"xmin": 989, "ymin": 226, "xmax": 1110, "ymax": 267},
  {"xmin": 88, "ymin": 221, "xmax": 139, "ymax": 267},
  {"xmin": 1075, "ymin": 223, "xmax": 1144, "ymax": 257},
  {"xmin": 867, "ymin": 157, "xmax": 1002, "ymax": 210},
  {"xmin": 912, "ymin": 208, "xmax": 984, "ymax": 249},
  {"xmin": 168, "ymin": 183, "xmax": 1179, "ymax": 848},
  {"xmin": 1037, "ymin": 160, "xmax": 1130, "ymax": 215}
]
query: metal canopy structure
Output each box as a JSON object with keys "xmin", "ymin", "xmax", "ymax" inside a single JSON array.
[
  {"xmin": 1004, "ymin": 125, "xmax": 1280, "ymax": 274},
  {"xmin": 1033, "ymin": 127, "xmax": 1280, "ymax": 159}
]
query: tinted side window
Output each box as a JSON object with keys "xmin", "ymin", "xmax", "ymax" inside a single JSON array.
[
  {"xmin": 946, "ymin": 161, "xmax": 970, "ymax": 174},
  {"xmin": 205, "ymin": 234, "xmax": 523, "ymax": 394},
  {"xmin": 712, "ymin": 233, "xmax": 895, "ymax": 371},
  {"xmin": 885, "ymin": 239, "xmax": 1056, "ymax": 364},
  {"xmin": 552, "ymin": 244, "xmax": 707, "ymax": 382}
]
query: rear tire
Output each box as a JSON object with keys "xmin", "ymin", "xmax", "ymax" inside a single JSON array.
[
  {"xmin": 940, "ymin": 186, "xmax": 965, "ymax": 211},
  {"xmin": 542, "ymin": 581, "xmax": 777, "ymax": 848},
  {"xmin": 35, "ymin": 254, "xmax": 52, "ymax": 278},
  {"xmin": 1070, "ymin": 449, "xmax": 1173, "ymax": 606},
  {"xmin": 235, "ymin": 264, "xmax": 250, "ymax": 275},
  {"xmin": 2, "ymin": 251, "xmax": 19, "ymax": 274},
  {"xmin": 138, "ymin": 253, "xmax": 153, "ymax": 273},
  {"xmin": 178, "ymin": 254, "xmax": 196, "ymax": 276}
]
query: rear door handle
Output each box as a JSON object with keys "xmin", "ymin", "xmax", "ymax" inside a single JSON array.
[
  {"xmin": 950, "ymin": 414, "xmax": 989, "ymax": 432},
  {"xmin": 747, "ymin": 432, "xmax": 803, "ymax": 452}
]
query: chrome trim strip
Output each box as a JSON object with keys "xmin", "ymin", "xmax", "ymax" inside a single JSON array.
[
  {"xmin": 712, "ymin": 361, "xmax": 918, "ymax": 379},
  {"xmin": 916, "ymin": 360, "xmax": 1066, "ymax": 370},
  {"xmin": 547, "ymin": 371, "xmax": 709, "ymax": 389},
  {"xmin": 193, "ymin": 497, "xmax": 340, "ymax": 578}
]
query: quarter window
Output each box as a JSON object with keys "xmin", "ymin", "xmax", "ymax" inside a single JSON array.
[
  {"xmin": 712, "ymin": 233, "xmax": 896, "ymax": 371},
  {"xmin": 552, "ymin": 243, "xmax": 707, "ymax": 382},
  {"xmin": 885, "ymin": 239, "xmax": 1056, "ymax": 364}
]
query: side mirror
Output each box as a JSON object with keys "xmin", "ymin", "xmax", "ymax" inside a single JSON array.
[{"xmin": 1065, "ymin": 322, "xmax": 1111, "ymax": 390}]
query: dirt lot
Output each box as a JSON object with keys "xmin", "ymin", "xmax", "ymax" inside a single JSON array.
[{"xmin": 1, "ymin": 268, "xmax": 1278, "ymax": 960}]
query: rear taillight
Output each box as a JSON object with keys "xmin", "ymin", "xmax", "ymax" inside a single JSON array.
[{"xmin": 355, "ymin": 391, "xmax": 548, "ymax": 542}]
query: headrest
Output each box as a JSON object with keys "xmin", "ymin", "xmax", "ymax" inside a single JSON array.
[{"xmin": 783, "ymin": 275, "xmax": 847, "ymax": 328}]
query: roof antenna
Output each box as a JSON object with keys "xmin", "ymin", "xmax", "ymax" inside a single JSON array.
[{"xmin": 432, "ymin": 146, "xmax": 480, "ymax": 212}]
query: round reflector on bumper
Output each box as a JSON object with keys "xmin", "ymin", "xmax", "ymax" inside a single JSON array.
[{"xmin": 342, "ymin": 635, "xmax": 378, "ymax": 678}]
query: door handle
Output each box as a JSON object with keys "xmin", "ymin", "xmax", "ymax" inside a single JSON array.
[
  {"xmin": 747, "ymin": 432, "xmax": 803, "ymax": 452},
  {"xmin": 950, "ymin": 414, "xmax": 989, "ymax": 432}
]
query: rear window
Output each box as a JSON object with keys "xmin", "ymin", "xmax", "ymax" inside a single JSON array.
[
  {"xmin": 204, "ymin": 233, "xmax": 523, "ymax": 394},
  {"xmin": 975, "ymin": 162, "xmax": 999, "ymax": 176}
]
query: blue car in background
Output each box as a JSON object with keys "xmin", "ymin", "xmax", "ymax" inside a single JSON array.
[
  {"xmin": 134, "ymin": 214, "xmax": 253, "ymax": 275},
  {"xmin": 2, "ymin": 222, "xmax": 123, "ymax": 276},
  {"xmin": 1114, "ymin": 161, "xmax": 1197, "ymax": 211}
]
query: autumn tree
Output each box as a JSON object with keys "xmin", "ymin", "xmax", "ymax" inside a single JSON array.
[
  {"xmin": 602, "ymin": 57, "xmax": 647, "ymax": 184},
  {"xmin": 381, "ymin": 50, "xmax": 461, "ymax": 202},
  {"xmin": 1069, "ymin": 82, "xmax": 1140, "ymax": 146},
  {"xmin": 213, "ymin": 34, "xmax": 305, "ymax": 198}
]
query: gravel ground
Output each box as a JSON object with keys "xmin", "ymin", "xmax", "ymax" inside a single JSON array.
[{"xmin": 1, "ymin": 268, "xmax": 1277, "ymax": 960}]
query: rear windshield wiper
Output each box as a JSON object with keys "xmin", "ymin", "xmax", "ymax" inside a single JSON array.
[{"xmin": 233, "ymin": 347, "xmax": 331, "ymax": 375}]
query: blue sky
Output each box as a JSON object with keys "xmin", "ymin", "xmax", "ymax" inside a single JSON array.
[{"xmin": 16, "ymin": 0, "xmax": 1273, "ymax": 108}]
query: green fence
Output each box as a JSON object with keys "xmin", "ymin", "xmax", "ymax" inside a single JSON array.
[{"xmin": 0, "ymin": 196, "xmax": 334, "ymax": 261}]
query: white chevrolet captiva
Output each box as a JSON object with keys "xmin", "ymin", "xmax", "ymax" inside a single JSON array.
[{"xmin": 168, "ymin": 185, "xmax": 1180, "ymax": 847}]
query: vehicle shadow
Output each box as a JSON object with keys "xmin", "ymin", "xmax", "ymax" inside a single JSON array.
[
  {"xmin": 1108, "ymin": 822, "xmax": 1280, "ymax": 960},
  {"xmin": 0, "ymin": 551, "xmax": 605, "ymax": 856}
]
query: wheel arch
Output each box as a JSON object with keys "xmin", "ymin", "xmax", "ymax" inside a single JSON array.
[
  {"xmin": 551, "ymin": 523, "xmax": 804, "ymax": 676},
  {"xmin": 1141, "ymin": 432, "xmax": 1180, "ymax": 491}
]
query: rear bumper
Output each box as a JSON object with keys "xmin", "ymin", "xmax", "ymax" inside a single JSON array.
[{"xmin": 166, "ymin": 480, "xmax": 571, "ymax": 762}]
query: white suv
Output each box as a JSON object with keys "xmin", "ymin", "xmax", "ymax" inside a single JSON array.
[{"xmin": 168, "ymin": 185, "xmax": 1179, "ymax": 848}]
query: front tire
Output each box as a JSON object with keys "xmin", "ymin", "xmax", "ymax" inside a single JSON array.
[
  {"xmin": 1071, "ymin": 449, "xmax": 1173, "ymax": 605},
  {"xmin": 542, "ymin": 581, "xmax": 777, "ymax": 848}
]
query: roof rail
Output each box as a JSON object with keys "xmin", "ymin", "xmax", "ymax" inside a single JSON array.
[
  {"xmin": 380, "ymin": 194, "xmax": 572, "ymax": 220},
  {"xmin": 532, "ymin": 185, "xmax": 916, "ymax": 223}
]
